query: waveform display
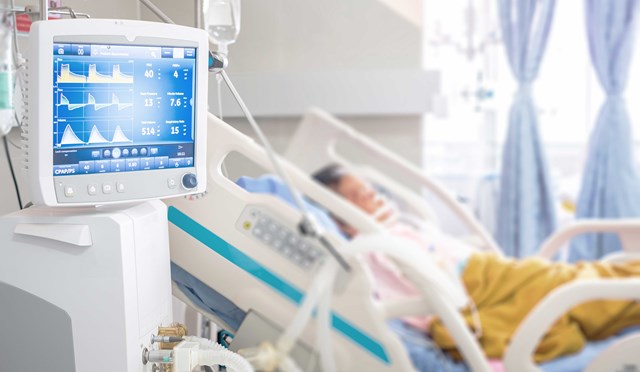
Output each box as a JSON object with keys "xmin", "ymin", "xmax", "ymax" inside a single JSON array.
[
  {"xmin": 58, "ymin": 124, "xmax": 133, "ymax": 146},
  {"xmin": 58, "ymin": 63, "xmax": 134, "ymax": 84},
  {"xmin": 59, "ymin": 124, "xmax": 84, "ymax": 145},
  {"xmin": 87, "ymin": 125, "xmax": 109, "ymax": 144},
  {"xmin": 112, "ymin": 126, "xmax": 132, "ymax": 143},
  {"xmin": 53, "ymin": 45, "xmax": 196, "ymax": 165},
  {"xmin": 58, "ymin": 93, "xmax": 133, "ymax": 111}
]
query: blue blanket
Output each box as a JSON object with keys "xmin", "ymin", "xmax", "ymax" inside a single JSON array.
[{"xmin": 390, "ymin": 319, "xmax": 640, "ymax": 372}]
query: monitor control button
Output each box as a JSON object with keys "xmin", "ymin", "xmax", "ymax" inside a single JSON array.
[
  {"xmin": 167, "ymin": 178, "xmax": 177, "ymax": 189},
  {"xmin": 87, "ymin": 184, "xmax": 98, "ymax": 195},
  {"xmin": 181, "ymin": 173, "xmax": 198, "ymax": 190},
  {"xmin": 116, "ymin": 182, "xmax": 125, "ymax": 193},
  {"xmin": 64, "ymin": 185, "xmax": 75, "ymax": 197},
  {"xmin": 102, "ymin": 183, "xmax": 113, "ymax": 194}
]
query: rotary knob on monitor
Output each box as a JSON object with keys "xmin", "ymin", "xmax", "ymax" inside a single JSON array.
[{"xmin": 181, "ymin": 173, "xmax": 198, "ymax": 190}]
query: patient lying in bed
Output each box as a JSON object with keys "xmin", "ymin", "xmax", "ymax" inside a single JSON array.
[{"xmin": 312, "ymin": 164, "xmax": 640, "ymax": 363}]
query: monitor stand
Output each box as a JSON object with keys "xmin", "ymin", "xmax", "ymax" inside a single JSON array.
[{"xmin": 0, "ymin": 200, "xmax": 173, "ymax": 372}]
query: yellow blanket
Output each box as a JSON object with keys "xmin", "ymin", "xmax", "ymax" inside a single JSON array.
[{"xmin": 430, "ymin": 253, "xmax": 640, "ymax": 362}]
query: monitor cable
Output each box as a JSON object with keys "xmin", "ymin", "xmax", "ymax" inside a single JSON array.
[{"xmin": 3, "ymin": 135, "xmax": 22, "ymax": 209}]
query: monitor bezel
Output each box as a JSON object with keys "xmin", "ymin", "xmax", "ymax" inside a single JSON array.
[{"xmin": 29, "ymin": 19, "xmax": 208, "ymax": 206}]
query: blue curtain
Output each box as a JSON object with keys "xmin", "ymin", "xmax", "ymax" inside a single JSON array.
[
  {"xmin": 569, "ymin": 0, "xmax": 640, "ymax": 261},
  {"xmin": 496, "ymin": 0, "xmax": 557, "ymax": 257}
]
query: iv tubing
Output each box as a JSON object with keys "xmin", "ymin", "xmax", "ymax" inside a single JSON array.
[
  {"xmin": 219, "ymin": 69, "xmax": 351, "ymax": 272},
  {"xmin": 220, "ymin": 70, "xmax": 351, "ymax": 271},
  {"xmin": 218, "ymin": 71, "xmax": 308, "ymax": 227}
]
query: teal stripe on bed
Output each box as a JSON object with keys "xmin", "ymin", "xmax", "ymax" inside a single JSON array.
[{"xmin": 168, "ymin": 206, "xmax": 391, "ymax": 364}]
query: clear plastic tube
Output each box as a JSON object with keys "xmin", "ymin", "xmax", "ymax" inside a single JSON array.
[
  {"xmin": 315, "ymin": 263, "xmax": 337, "ymax": 372},
  {"xmin": 215, "ymin": 73, "xmax": 229, "ymax": 177},
  {"xmin": 185, "ymin": 336, "xmax": 254, "ymax": 372},
  {"xmin": 346, "ymin": 234, "xmax": 490, "ymax": 370},
  {"xmin": 197, "ymin": 349, "xmax": 254, "ymax": 372},
  {"xmin": 371, "ymin": 195, "xmax": 400, "ymax": 227},
  {"xmin": 279, "ymin": 356, "xmax": 304, "ymax": 372},
  {"xmin": 275, "ymin": 262, "xmax": 337, "ymax": 356},
  {"xmin": 216, "ymin": 73, "xmax": 224, "ymax": 120},
  {"xmin": 184, "ymin": 336, "xmax": 224, "ymax": 349}
]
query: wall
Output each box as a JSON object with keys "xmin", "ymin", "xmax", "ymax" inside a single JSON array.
[
  {"xmin": 58, "ymin": 0, "xmax": 140, "ymax": 19},
  {"xmin": 223, "ymin": 0, "xmax": 421, "ymax": 72}
]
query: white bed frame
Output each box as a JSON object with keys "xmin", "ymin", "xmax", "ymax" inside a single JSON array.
[
  {"xmin": 283, "ymin": 107, "xmax": 640, "ymax": 371},
  {"xmin": 165, "ymin": 111, "xmax": 640, "ymax": 371},
  {"xmin": 167, "ymin": 113, "xmax": 494, "ymax": 370},
  {"xmin": 166, "ymin": 113, "xmax": 417, "ymax": 371}
]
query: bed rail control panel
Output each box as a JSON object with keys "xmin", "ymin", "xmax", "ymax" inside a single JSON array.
[{"xmin": 236, "ymin": 207, "xmax": 326, "ymax": 271}]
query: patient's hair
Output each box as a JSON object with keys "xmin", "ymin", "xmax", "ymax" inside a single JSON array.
[
  {"xmin": 312, "ymin": 163, "xmax": 346, "ymax": 189},
  {"xmin": 312, "ymin": 164, "xmax": 356, "ymax": 236}
]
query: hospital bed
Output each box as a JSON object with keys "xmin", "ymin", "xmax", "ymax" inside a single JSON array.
[{"xmin": 164, "ymin": 111, "xmax": 640, "ymax": 371}]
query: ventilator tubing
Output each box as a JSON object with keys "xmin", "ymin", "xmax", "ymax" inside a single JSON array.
[
  {"xmin": 185, "ymin": 336, "xmax": 254, "ymax": 372},
  {"xmin": 315, "ymin": 264, "xmax": 338, "ymax": 372},
  {"xmin": 274, "ymin": 261, "xmax": 339, "ymax": 370}
]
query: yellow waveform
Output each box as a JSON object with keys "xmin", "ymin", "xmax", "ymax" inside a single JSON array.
[
  {"xmin": 57, "ymin": 64, "xmax": 134, "ymax": 84},
  {"xmin": 58, "ymin": 64, "xmax": 87, "ymax": 83},
  {"xmin": 87, "ymin": 64, "xmax": 133, "ymax": 84}
]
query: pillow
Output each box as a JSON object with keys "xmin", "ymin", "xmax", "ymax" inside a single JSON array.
[{"xmin": 235, "ymin": 174, "xmax": 344, "ymax": 237}]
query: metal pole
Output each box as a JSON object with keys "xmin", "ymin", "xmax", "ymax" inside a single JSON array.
[
  {"xmin": 39, "ymin": 0, "xmax": 47, "ymax": 20},
  {"xmin": 195, "ymin": 0, "xmax": 203, "ymax": 29},
  {"xmin": 139, "ymin": 0, "xmax": 175, "ymax": 24}
]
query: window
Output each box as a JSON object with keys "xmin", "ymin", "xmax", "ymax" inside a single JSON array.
[{"xmin": 421, "ymin": 0, "xmax": 640, "ymax": 204}]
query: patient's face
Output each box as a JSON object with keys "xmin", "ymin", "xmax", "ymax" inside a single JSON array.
[
  {"xmin": 335, "ymin": 175, "xmax": 380, "ymax": 214},
  {"xmin": 331, "ymin": 174, "xmax": 397, "ymax": 236},
  {"xmin": 335, "ymin": 175, "xmax": 397, "ymax": 223}
]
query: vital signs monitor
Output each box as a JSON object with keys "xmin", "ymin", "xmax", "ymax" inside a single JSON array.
[{"xmin": 27, "ymin": 19, "xmax": 208, "ymax": 206}]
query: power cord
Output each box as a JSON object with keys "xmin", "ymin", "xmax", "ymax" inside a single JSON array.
[{"xmin": 3, "ymin": 135, "xmax": 22, "ymax": 209}]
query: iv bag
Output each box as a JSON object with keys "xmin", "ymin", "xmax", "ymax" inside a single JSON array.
[{"xmin": 202, "ymin": 0, "xmax": 240, "ymax": 55}]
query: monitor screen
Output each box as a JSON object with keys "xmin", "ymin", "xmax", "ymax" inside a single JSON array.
[{"xmin": 52, "ymin": 43, "xmax": 197, "ymax": 176}]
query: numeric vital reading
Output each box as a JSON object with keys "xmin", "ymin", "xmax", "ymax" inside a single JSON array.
[{"xmin": 52, "ymin": 43, "xmax": 197, "ymax": 176}]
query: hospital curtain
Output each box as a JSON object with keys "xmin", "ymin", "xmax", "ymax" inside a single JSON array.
[
  {"xmin": 495, "ymin": 0, "xmax": 557, "ymax": 257},
  {"xmin": 569, "ymin": 0, "xmax": 640, "ymax": 261}
]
